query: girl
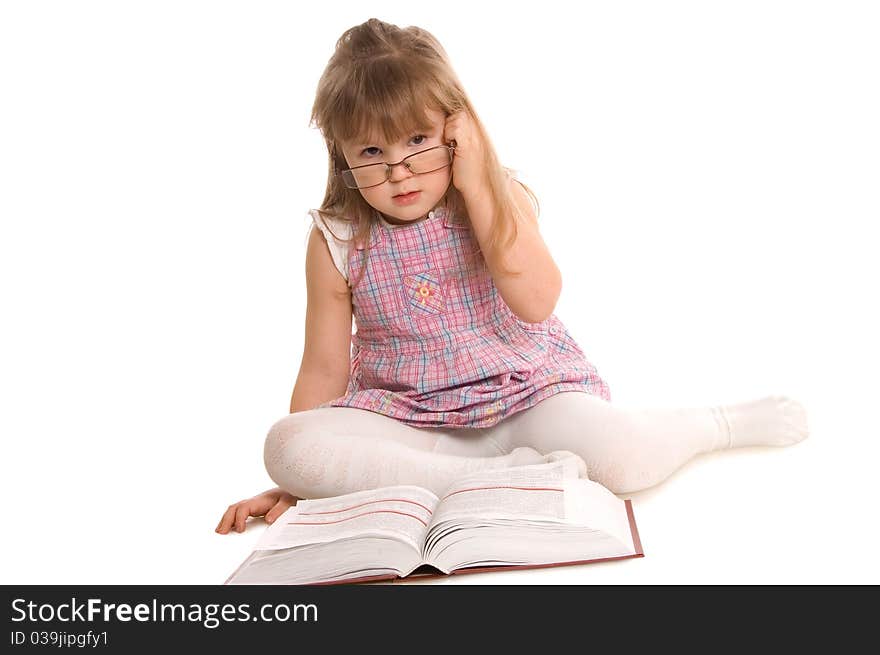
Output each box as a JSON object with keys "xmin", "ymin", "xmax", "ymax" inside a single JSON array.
[{"xmin": 216, "ymin": 18, "xmax": 808, "ymax": 534}]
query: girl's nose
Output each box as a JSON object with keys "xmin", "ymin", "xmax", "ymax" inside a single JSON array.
[{"xmin": 388, "ymin": 161, "xmax": 414, "ymax": 182}]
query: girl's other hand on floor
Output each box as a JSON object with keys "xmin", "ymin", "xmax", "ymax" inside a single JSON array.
[{"xmin": 215, "ymin": 487, "xmax": 300, "ymax": 534}]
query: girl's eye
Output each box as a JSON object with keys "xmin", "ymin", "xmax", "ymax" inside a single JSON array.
[
  {"xmin": 411, "ymin": 135, "xmax": 427, "ymax": 146},
  {"xmin": 361, "ymin": 147, "xmax": 380, "ymax": 157}
]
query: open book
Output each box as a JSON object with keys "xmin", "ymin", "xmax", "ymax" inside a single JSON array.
[{"xmin": 225, "ymin": 457, "xmax": 643, "ymax": 585}]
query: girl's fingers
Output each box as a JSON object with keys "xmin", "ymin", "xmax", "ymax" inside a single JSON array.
[
  {"xmin": 265, "ymin": 495, "xmax": 297, "ymax": 524},
  {"xmin": 264, "ymin": 501, "xmax": 286, "ymax": 524},
  {"xmin": 216, "ymin": 490, "xmax": 291, "ymax": 534},
  {"xmin": 444, "ymin": 115, "xmax": 460, "ymax": 140},
  {"xmin": 216, "ymin": 505, "xmax": 238, "ymax": 533},
  {"xmin": 234, "ymin": 504, "xmax": 254, "ymax": 533}
]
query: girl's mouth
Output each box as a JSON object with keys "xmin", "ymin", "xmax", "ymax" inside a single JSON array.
[{"xmin": 392, "ymin": 191, "xmax": 421, "ymax": 205}]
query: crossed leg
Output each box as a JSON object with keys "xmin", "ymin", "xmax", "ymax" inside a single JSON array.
[{"xmin": 264, "ymin": 392, "xmax": 809, "ymax": 498}]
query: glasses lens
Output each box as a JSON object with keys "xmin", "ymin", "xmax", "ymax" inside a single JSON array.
[
  {"xmin": 341, "ymin": 147, "xmax": 452, "ymax": 189},
  {"xmin": 406, "ymin": 146, "xmax": 452, "ymax": 174},
  {"xmin": 343, "ymin": 164, "xmax": 388, "ymax": 189}
]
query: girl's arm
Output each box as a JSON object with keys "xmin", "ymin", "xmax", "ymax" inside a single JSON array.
[
  {"xmin": 463, "ymin": 178, "xmax": 563, "ymax": 324},
  {"xmin": 216, "ymin": 225, "xmax": 353, "ymax": 534},
  {"xmin": 444, "ymin": 111, "xmax": 562, "ymax": 324},
  {"xmin": 289, "ymin": 225, "xmax": 354, "ymax": 412}
]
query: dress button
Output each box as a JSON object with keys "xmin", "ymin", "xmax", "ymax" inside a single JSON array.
[
  {"xmin": 428, "ymin": 211, "xmax": 435, "ymax": 219},
  {"xmin": 549, "ymin": 326, "xmax": 558, "ymax": 335}
]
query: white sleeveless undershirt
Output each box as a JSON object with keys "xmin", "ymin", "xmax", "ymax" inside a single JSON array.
[{"xmin": 308, "ymin": 209, "xmax": 354, "ymax": 284}]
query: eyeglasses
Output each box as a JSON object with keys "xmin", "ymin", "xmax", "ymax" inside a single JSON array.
[{"xmin": 339, "ymin": 144, "xmax": 455, "ymax": 190}]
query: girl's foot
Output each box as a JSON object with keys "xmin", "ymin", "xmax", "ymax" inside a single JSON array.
[
  {"xmin": 543, "ymin": 450, "xmax": 589, "ymax": 478},
  {"xmin": 714, "ymin": 395, "xmax": 810, "ymax": 448}
]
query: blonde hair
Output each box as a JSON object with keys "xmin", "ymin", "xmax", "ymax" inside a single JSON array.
[{"xmin": 309, "ymin": 18, "xmax": 538, "ymax": 290}]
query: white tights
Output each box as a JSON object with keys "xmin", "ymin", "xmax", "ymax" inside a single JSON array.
[{"xmin": 263, "ymin": 391, "xmax": 809, "ymax": 498}]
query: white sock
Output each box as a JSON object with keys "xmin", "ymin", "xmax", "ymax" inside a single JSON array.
[{"xmin": 713, "ymin": 395, "xmax": 810, "ymax": 449}]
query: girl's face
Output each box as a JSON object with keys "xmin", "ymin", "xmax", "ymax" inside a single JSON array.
[{"xmin": 340, "ymin": 109, "xmax": 452, "ymax": 225}]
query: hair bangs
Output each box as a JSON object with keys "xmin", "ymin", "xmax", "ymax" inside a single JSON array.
[{"xmin": 325, "ymin": 57, "xmax": 445, "ymax": 146}]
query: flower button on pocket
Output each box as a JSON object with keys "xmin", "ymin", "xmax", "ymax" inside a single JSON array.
[{"xmin": 403, "ymin": 271, "xmax": 445, "ymax": 316}]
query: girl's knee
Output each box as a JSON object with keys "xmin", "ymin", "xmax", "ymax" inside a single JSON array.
[
  {"xmin": 265, "ymin": 412, "xmax": 303, "ymax": 457},
  {"xmin": 263, "ymin": 412, "xmax": 319, "ymax": 492}
]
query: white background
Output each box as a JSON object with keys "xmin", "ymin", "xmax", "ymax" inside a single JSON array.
[{"xmin": 1, "ymin": 1, "xmax": 877, "ymax": 584}]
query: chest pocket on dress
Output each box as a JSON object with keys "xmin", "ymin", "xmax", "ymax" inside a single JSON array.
[
  {"xmin": 398, "ymin": 256, "xmax": 446, "ymax": 318},
  {"xmin": 402, "ymin": 270, "xmax": 445, "ymax": 316}
]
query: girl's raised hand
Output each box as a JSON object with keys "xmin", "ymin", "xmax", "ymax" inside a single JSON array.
[
  {"xmin": 215, "ymin": 487, "xmax": 300, "ymax": 534},
  {"xmin": 443, "ymin": 111, "xmax": 487, "ymax": 198}
]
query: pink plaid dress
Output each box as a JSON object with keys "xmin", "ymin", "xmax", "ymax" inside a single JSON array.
[{"xmin": 325, "ymin": 205, "xmax": 610, "ymax": 428}]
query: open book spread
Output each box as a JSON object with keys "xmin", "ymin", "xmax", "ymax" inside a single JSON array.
[{"xmin": 225, "ymin": 456, "xmax": 643, "ymax": 585}]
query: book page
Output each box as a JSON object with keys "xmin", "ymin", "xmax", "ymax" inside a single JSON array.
[
  {"xmin": 225, "ymin": 537, "xmax": 418, "ymax": 585},
  {"xmin": 562, "ymin": 479, "xmax": 636, "ymax": 553},
  {"xmin": 429, "ymin": 457, "xmax": 583, "ymax": 526},
  {"xmin": 253, "ymin": 485, "xmax": 440, "ymax": 554},
  {"xmin": 423, "ymin": 458, "xmax": 637, "ymax": 569}
]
